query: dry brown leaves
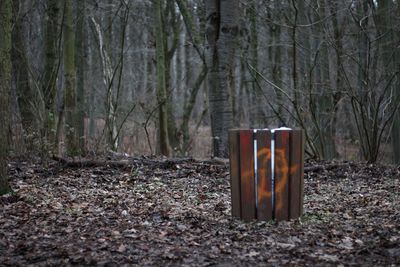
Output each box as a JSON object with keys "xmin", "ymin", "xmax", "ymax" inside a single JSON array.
[{"xmin": 0, "ymin": 157, "xmax": 399, "ymax": 266}]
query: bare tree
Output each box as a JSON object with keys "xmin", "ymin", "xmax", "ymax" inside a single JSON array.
[
  {"xmin": 154, "ymin": 0, "xmax": 170, "ymax": 156},
  {"xmin": 42, "ymin": 0, "xmax": 61, "ymax": 151},
  {"xmin": 0, "ymin": 0, "xmax": 12, "ymax": 195},
  {"xmin": 12, "ymin": 0, "xmax": 34, "ymax": 134},
  {"xmin": 75, "ymin": 0, "xmax": 87, "ymax": 155},
  {"xmin": 205, "ymin": 0, "xmax": 239, "ymax": 157},
  {"xmin": 63, "ymin": 0, "xmax": 79, "ymax": 156}
]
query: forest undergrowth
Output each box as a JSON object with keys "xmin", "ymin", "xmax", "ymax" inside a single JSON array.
[{"xmin": 0, "ymin": 156, "xmax": 399, "ymax": 266}]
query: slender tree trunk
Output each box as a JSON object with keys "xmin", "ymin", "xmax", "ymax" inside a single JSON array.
[
  {"xmin": 205, "ymin": 0, "xmax": 238, "ymax": 157},
  {"xmin": 356, "ymin": 0, "xmax": 372, "ymax": 161},
  {"xmin": 393, "ymin": 34, "xmax": 400, "ymax": 163},
  {"xmin": 176, "ymin": 31, "xmax": 185, "ymax": 114},
  {"xmin": 87, "ymin": 25, "xmax": 96, "ymax": 146},
  {"xmin": 329, "ymin": 0, "xmax": 355, "ymax": 148},
  {"xmin": 90, "ymin": 16, "xmax": 118, "ymax": 151},
  {"xmin": 377, "ymin": 0, "xmax": 400, "ymax": 163},
  {"xmin": 180, "ymin": 66, "xmax": 207, "ymax": 154},
  {"xmin": 43, "ymin": 0, "xmax": 61, "ymax": 149},
  {"xmin": 393, "ymin": 68, "xmax": 400, "ymax": 163},
  {"xmin": 239, "ymin": 57, "xmax": 246, "ymax": 125},
  {"xmin": 271, "ymin": 1, "xmax": 283, "ymax": 119},
  {"xmin": 75, "ymin": 0, "xmax": 86, "ymax": 155},
  {"xmin": 314, "ymin": 0, "xmax": 337, "ymax": 160},
  {"xmin": 154, "ymin": 0, "xmax": 170, "ymax": 156},
  {"xmin": 296, "ymin": 0, "xmax": 311, "ymax": 105},
  {"xmin": 0, "ymin": 0, "xmax": 12, "ymax": 195},
  {"xmin": 141, "ymin": 30, "xmax": 149, "ymax": 95},
  {"xmin": 164, "ymin": 1, "xmax": 180, "ymax": 152},
  {"xmin": 231, "ymin": 56, "xmax": 239, "ymax": 127},
  {"xmin": 64, "ymin": 0, "xmax": 79, "ymax": 155},
  {"xmin": 175, "ymin": 0, "xmax": 209, "ymax": 153},
  {"xmin": 105, "ymin": 2, "xmax": 118, "ymax": 151},
  {"xmin": 12, "ymin": 0, "xmax": 34, "ymax": 133},
  {"xmin": 185, "ymin": 33, "xmax": 192, "ymax": 108}
]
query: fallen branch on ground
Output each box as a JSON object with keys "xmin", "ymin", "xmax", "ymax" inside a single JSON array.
[
  {"xmin": 304, "ymin": 163, "xmax": 353, "ymax": 173},
  {"xmin": 52, "ymin": 156, "xmax": 197, "ymax": 169}
]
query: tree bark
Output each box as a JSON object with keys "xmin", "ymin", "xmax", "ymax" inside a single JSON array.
[
  {"xmin": 154, "ymin": 0, "xmax": 170, "ymax": 156},
  {"xmin": 0, "ymin": 0, "xmax": 12, "ymax": 195},
  {"xmin": 75, "ymin": 0, "xmax": 86, "ymax": 155},
  {"xmin": 313, "ymin": 0, "xmax": 337, "ymax": 160},
  {"xmin": 357, "ymin": 0, "xmax": 371, "ymax": 161},
  {"xmin": 296, "ymin": 0, "xmax": 311, "ymax": 105},
  {"xmin": 43, "ymin": 0, "xmax": 61, "ymax": 148},
  {"xmin": 377, "ymin": 0, "xmax": 400, "ymax": 164},
  {"xmin": 271, "ymin": 1, "xmax": 284, "ymax": 119},
  {"xmin": 87, "ymin": 24, "xmax": 96, "ymax": 145},
  {"xmin": 12, "ymin": 0, "xmax": 34, "ymax": 133},
  {"xmin": 165, "ymin": 1, "xmax": 180, "ymax": 152},
  {"xmin": 249, "ymin": 1, "xmax": 265, "ymax": 128},
  {"xmin": 205, "ymin": 0, "xmax": 238, "ymax": 157},
  {"xmin": 64, "ymin": 0, "xmax": 79, "ymax": 156},
  {"xmin": 392, "ymin": 37, "xmax": 400, "ymax": 163},
  {"xmin": 90, "ymin": 16, "xmax": 118, "ymax": 151},
  {"xmin": 176, "ymin": 0, "xmax": 208, "ymax": 154}
]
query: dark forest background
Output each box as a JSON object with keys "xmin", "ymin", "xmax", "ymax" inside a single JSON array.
[{"xmin": 1, "ymin": 0, "xmax": 400, "ymax": 165}]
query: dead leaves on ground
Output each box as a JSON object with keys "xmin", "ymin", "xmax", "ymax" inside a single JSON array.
[{"xmin": 1, "ymin": 158, "xmax": 399, "ymax": 266}]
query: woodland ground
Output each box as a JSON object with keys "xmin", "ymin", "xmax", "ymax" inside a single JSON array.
[{"xmin": 0, "ymin": 156, "xmax": 399, "ymax": 266}]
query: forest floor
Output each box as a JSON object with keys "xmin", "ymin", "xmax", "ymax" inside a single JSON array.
[{"xmin": 1, "ymin": 156, "xmax": 399, "ymax": 266}]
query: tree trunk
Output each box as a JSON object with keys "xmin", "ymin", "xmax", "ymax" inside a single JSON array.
[
  {"xmin": 104, "ymin": 2, "xmax": 118, "ymax": 152},
  {"xmin": 328, "ymin": 0, "xmax": 356, "ymax": 155},
  {"xmin": 393, "ymin": 40, "xmax": 400, "ymax": 163},
  {"xmin": 231, "ymin": 56, "xmax": 239, "ymax": 128},
  {"xmin": 175, "ymin": 0, "xmax": 208, "ymax": 154},
  {"xmin": 205, "ymin": 0, "xmax": 238, "ymax": 157},
  {"xmin": 90, "ymin": 16, "xmax": 118, "ymax": 151},
  {"xmin": 154, "ymin": 0, "xmax": 170, "ymax": 156},
  {"xmin": 239, "ymin": 57, "xmax": 246, "ymax": 124},
  {"xmin": 180, "ymin": 65, "xmax": 207, "ymax": 153},
  {"xmin": 354, "ymin": 0, "xmax": 375, "ymax": 161},
  {"xmin": 296, "ymin": 0, "xmax": 311, "ymax": 105},
  {"xmin": 0, "ymin": 0, "xmax": 12, "ymax": 195},
  {"xmin": 271, "ymin": 1, "xmax": 284, "ymax": 119},
  {"xmin": 175, "ymin": 31, "xmax": 185, "ymax": 115},
  {"xmin": 64, "ymin": 0, "xmax": 79, "ymax": 156},
  {"xmin": 43, "ymin": 0, "xmax": 61, "ymax": 148},
  {"xmin": 87, "ymin": 25, "xmax": 96, "ymax": 146},
  {"xmin": 377, "ymin": 0, "xmax": 400, "ymax": 164},
  {"xmin": 164, "ymin": 1, "xmax": 180, "ymax": 153},
  {"xmin": 75, "ymin": 0, "xmax": 86, "ymax": 155},
  {"xmin": 12, "ymin": 0, "xmax": 34, "ymax": 133},
  {"xmin": 314, "ymin": 0, "xmax": 337, "ymax": 160},
  {"xmin": 393, "ymin": 74, "xmax": 400, "ymax": 163}
]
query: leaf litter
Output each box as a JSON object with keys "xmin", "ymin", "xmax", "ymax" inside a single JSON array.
[{"xmin": 0, "ymin": 157, "xmax": 399, "ymax": 266}]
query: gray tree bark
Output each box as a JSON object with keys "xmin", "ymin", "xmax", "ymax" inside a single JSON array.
[
  {"xmin": 12, "ymin": 0, "xmax": 34, "ymax": 133},
  {"xmin": 43, "ymin": 0, "xmax": 61, "ymax": 149},
  {"xmin": 378, "ymin": 0, "xmax": 400, "ymax": 164},
  {"xmin": 75, "ymin": 0, "xmax": 86, "ymax": 155},
  {"xmin": 271, "ymin": 1, "xmax": 284, "ymax": 119},
  {"xmin": 249, "ymin": 1, "xmax": 265, "ymax": 128},
  {"xmin": 313, "ymin": 0, "xmax": 337, "ymax": 160},
  {"xmin": 0, "ymin": 0, "xmax": 12, "ymax": 195},
  {"xmin": 64, "ymin": 0, "xmax": 79, "ymax": 155},
  {"xmin": 164, "ymin": 1, "xmax": 181, "ymax": 152},
  {"xmin": 205, "ymin": 0, "xmax": 239, "ymax": 157},
  {"xmin": 154, "ymin": 0, "xmax": 170, "ymax": 156},
  {"xmin": 392, "ymin": 14, "xmax": 400, "ymax": 163}
]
